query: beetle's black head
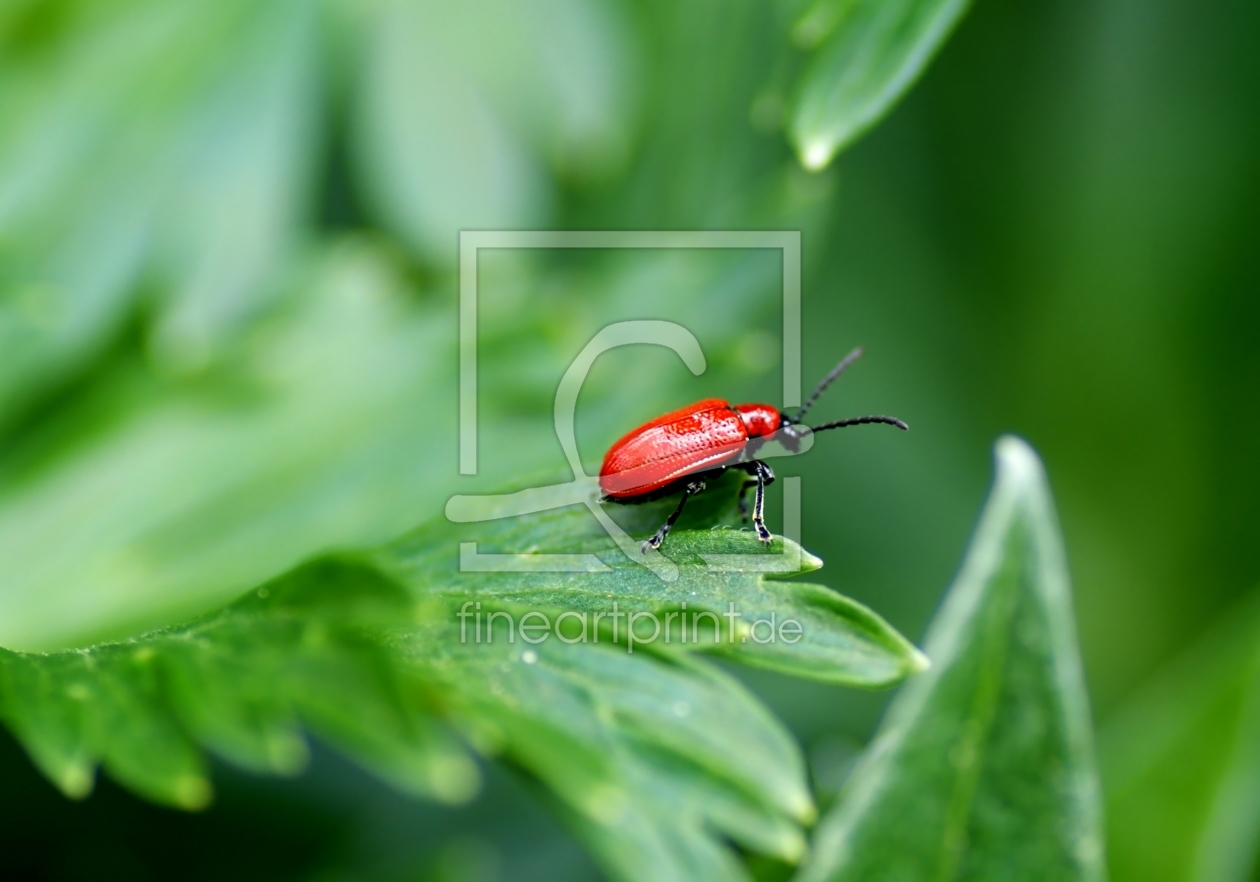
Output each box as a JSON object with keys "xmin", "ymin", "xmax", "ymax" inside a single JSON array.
[{"xmin": 778, "ymin": 413, "xmax": 804, "ymax": 452}]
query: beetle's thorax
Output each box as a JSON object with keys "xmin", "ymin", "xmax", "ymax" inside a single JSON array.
[{"xmin": 734, "ymin": 403, "xmax": 781, "ymax": 438}]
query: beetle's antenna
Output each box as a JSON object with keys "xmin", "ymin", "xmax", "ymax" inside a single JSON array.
[
  {"xmin": 796, "ymin": 347, "xmax": 864, "ymax": 422},
  {"xmin": 808, "ymin": 415, "xmax": 908, "ymax": 433}
]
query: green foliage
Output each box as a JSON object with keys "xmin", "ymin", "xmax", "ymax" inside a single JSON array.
[
  {"xmin": 4, "ymin": 0, "xmax": 1250, "ymax": 877},
  {"xmin": 0, "ymin": 480, "xmax": 923, "ymax": 882},
  {"xmin": 0, "ymin": 243, "xmax": 461, "ymax": 649},
  {"xmin": 796, "ymin": 438, "xmax": 1106, "ymax": 882},
  {"xmin": 788, "ymin": 0, "xmax": 970, "ymax": 169},
  {"xmin": 354, "ymin": 0, "xmax": 633, "ymax": 263},
  {"xmin": 0, "ymin": 0, "xmax": 320, "ymax": 417},
  {"xmin": 1101, "ymin": 590, "xmax": 1260, "ymax": 882},
  {"xmin": 0, "ymin": 432, "xmax": 1113, "ymax": 882}
]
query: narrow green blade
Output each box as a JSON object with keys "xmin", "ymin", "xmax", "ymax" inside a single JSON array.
[{"xmin": 797, "ymin": 437, "xmax": 1106, "ymax": 882}]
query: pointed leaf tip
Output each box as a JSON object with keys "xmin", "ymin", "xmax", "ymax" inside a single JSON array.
[
  {"xmin": 994, "ymin": 434, "xmax": 1047, "ymax": 491},
  {"xmin": 801, "ymin": 140, "xmax": 834, "ymax": 171},
  {"xmin": 57, "ymin": 764, "xmax": 94, "ymax": 800},
  {"xmin": 173, "ymin": 775, "xmax": 213, "ymax": 811}
]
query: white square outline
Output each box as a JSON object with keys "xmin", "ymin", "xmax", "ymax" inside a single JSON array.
[{"xmin": 457, "ymin": 230, "xmax": 803, "ymax": 575}]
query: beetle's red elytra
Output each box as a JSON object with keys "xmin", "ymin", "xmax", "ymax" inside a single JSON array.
[
  {"xmin": 598, "ymin": 348, "xmax": 907, "ymax": 553},
  {"xmin": 599, "ymin": 399, "xmax": 780, "ymax": 498}
]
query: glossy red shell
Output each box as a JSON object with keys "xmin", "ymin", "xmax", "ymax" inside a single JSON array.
[{"xmin": 599, "ymin": 399, "xmax": 781, "ymax": 498}]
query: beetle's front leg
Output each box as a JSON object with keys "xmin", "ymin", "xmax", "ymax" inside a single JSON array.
[
  {"xmin": 749, "ymin": 461, "xmax": 774, "ymax": 544},
  {"xmin": 734, "ymin": 461, "xmax": 774, "ymax": 544}
]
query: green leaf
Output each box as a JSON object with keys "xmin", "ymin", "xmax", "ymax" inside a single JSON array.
[
  {"xmin": 423, "ymin": 475, "xmax": 926, "ymax": 688},
  {"xmin": 788, "ymin": 0, "xmax": 970, "ymax": 170},
  {"xmin": 0, "ymin": 0, "xmax": 319, "ymax": 421},
  {"xmin": 351, "ymin": 0, "xmax": 633, "ymax": 264},
  {"xmin": 0, "ymin": 475, "xmax": 923, "ymax": 882},
  {"xmin": 796, "ymin": 436, "xmax": 1106, "ymax": 882},
  {"xmin": 1100, "ymin": 589, "xmax": 1260, "ymax": 882}
]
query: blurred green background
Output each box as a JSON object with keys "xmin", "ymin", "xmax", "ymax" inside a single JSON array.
[{"xmin": 1, "ymin": 0, "xmax": 1257, "ymax": 879}]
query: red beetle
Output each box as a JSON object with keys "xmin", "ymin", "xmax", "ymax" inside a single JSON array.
[{"xmin": 599, "ymin": 348, "xmax": 907, "ymax": 552}]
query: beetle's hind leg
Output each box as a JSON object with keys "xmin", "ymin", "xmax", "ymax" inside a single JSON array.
[
  {"xmin": 738, "ymin": 481, "xmax": 755, "ymax": 522},
  {"xmin": 642, "ymin": 480, "xmax": 705, "ymax": 553}
]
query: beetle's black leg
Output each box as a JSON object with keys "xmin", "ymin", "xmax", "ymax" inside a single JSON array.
[
  {"xmin": 642, "ymin": 480, "xmax": 705, "ymax": 553},
  {"xmin": 749, "ymin": 460, "xmax": 774, "ymax": 545},
  {"xmin": 738, "ymin": 480, "xmax": 756, "ymax": 522}
]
